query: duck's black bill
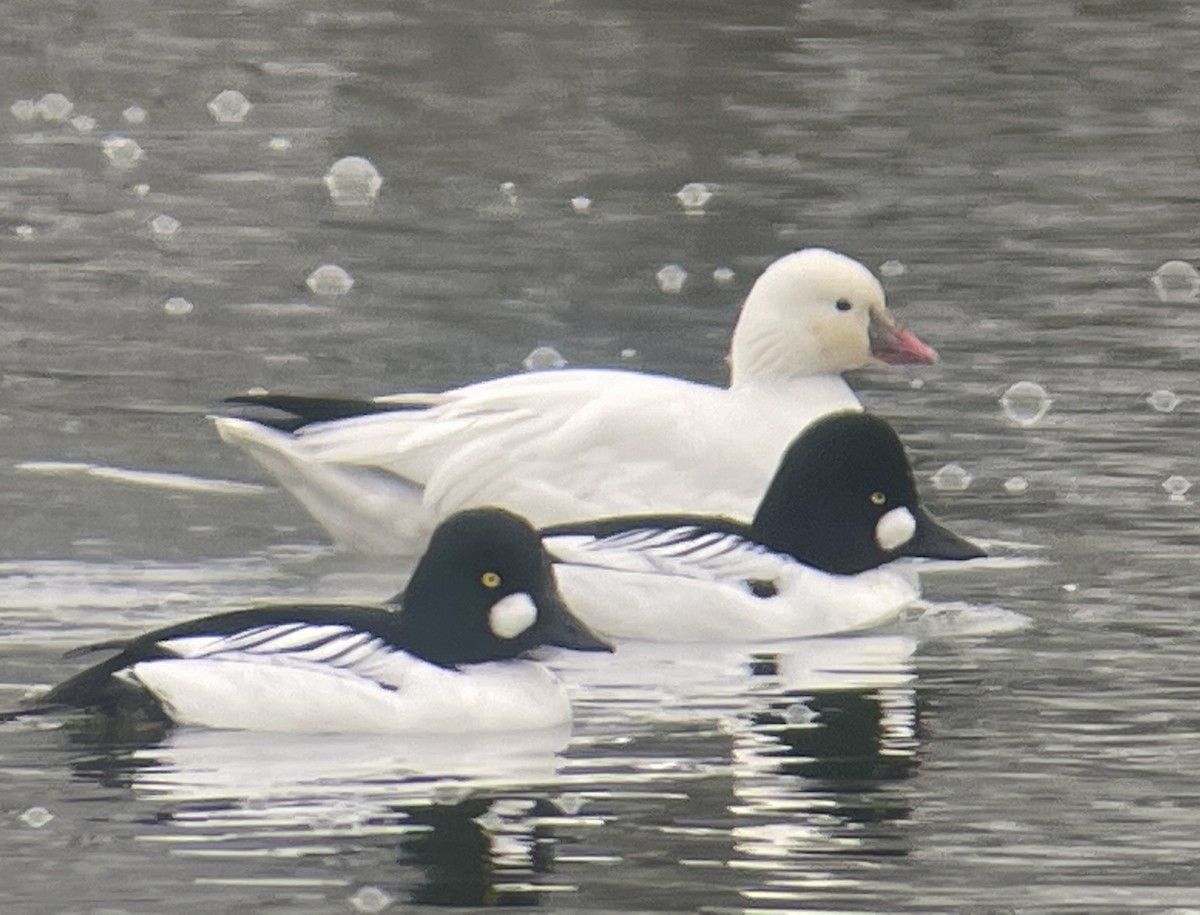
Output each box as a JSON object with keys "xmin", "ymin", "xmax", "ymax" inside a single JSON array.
[
  {"xmin": 538, "ymin": 594, "xmax": 613, "ymax": 654},
  {"xmin": 901, "ymin": 509, "xmax": 986, "ymax": 562}
]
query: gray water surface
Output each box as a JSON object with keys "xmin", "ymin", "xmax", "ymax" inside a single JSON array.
[{"xmin": 1, "ymin": 1, "xmax": 1199, "ymax": 911}]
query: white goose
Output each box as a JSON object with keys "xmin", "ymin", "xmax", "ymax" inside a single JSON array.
[{"xmin": 216, "ymin": 248, "xmax": 937, "ymax": 555}]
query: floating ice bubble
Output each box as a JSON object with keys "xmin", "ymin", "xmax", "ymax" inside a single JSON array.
[
  {"xmin": 910, "ymin": 377, "xmax": 925, "ymax": 390},
  {"xmin": 656, "ymin": 263, "xmax": 688, "ymax": 294},
  {"xmin": 1151, "ymin": 260, "xmax": 1200, "ymax": 303},
  {"xmin": 163, "ymin": 296, "xmax": 194, "ymax": 316},
  {"xmin": 523, "ymin": 345, "xmax": 567, "ymax": 371},
  {"xmin": 879, "ymin": 259, "xmax": 907, "ymax": 277},
  {"xmin": 1003, "ymin": 476, "xmax": 1029, "ymax": 495},
  {"xmin": 783, "ymin": 702, "xmax": 817, "ymax": 725},
  {"xmin": 1062, "ymin": 583, "xmax": 1078, "ymax": 593},
  {"xmin": 20, "ymin": 807, "xmax": 54, "ymax": 829},
  {"xmin": 70, "ymin": 114, "xmax": 97, "ymax": 133},
  {"xmin": 349, "ymin": 885, "xmax": 394, "ymax": 914},
  {"xmin": 14, "ymin": 224, "xmax": 35, "ymax": 240},
  {"xmin": 675, "ymin": 182, "xmax": 713, "ymax": 213},
  {"xmin": 323, "ymin": 156, "xmax": 383, "ymax": 205},
  {"xmin": 207, "ymin": 89, "xmax": 251, "ymax": 124},
  {"xmin": 712, "ymin": 266, "xmax": 735, "ymax": 285},
  {"xmin": 1000, "ymin": 380, "xmax": 1052, "ymax": 426},
  {"xmin": 267, "ymin": 136, "xmax": 292, "ymax": 152},
  {"xmin": 150, "ymin": 214, "xmax": 180, "ymax": 238},
  {"xmin": 306, "ymin": 264, "xmax": 354, "ymax": 295},
  {"xmin": 1163, "ymin": 475, "xmax": 1192, "ymax": 501},
  {"xmin": 570, "ymin": 195, "xmax": 591, "ymax": 213},
  {"xmin": 132, "ymin": 183, "xmax": 150, "ymax": 197},
  {"xmin": 36, "ymin": 93, "xmax": 73, "ymax": 122},
  {"xmin": 931, "ymin": 463, "xmax": 972, "ymax": 492},
  {"xmin": 500, "ymin": 180, "xmax": 517, "ymax": 203},
  {"xmin": 551, "ymin": 793, "xmax": 586, "ymax": 815},
  {"xmin": 122, "ymin": 105, "xmax": 147, "ymax": 124},
  {"xmin": 620, "ymin": 348, "xmax": 638, "ymax": 359},
  {"xmin": 1147, "ymin": 389, "xmax": 1181, "ymax": 413},
  {"xmin": 10, "ymin": 99, "xmax": 36, "ymax": 121},
  {"xmin": 102, "ymin": 135, "xmax": 144, "ymax": 169}
]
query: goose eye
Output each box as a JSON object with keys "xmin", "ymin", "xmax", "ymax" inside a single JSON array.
[
  {"xmin": 870, "ymin": 491, "xmax": 886, "ymax": 505},
  {"xmin": 481, "ymin": 571, "xmax": 502, "ymax": 589},
  {"xmin": 835, "ymin": 299, "xmax": 853, "ymax": 312}
]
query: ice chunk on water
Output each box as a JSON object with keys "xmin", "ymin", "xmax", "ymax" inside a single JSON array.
[
  {"xmin": 306, "ymin": 264, "xmax": 354, "ymax": 295},
  {"xmin": 20, "ymin": 806, "xmax": 54, "ymax": 829},
  {"xmin": 1003, "ymin": 476, "xmax": 1029, "ymax": 495},
  {"xmin": 36, "ymin": 93, "xmax": 73, "ymax": 122},
  {"xmin": 102, "ymin": 135, "xmax": 144, "ymax": 169},
  {"xmin": 349, "ymin": 885, "xmax": 393, "ymax": 913},
  {"xmin": 712, "ymin": 266, "xmax": 735, "ymax": 285},
  {"xmin": 122, "ymin": 104, "xmax": 147, "ymax": 124},
  {"xmin": 267, "ymin": 136, "xmax": 292, "ymax": 152},
  {"xmin": 1163, "ymin": 475, "xmax": 1191, "ymax": 501},
  {"xmin": 207, "ymin": 89, "xmax": 251, "ymax": 124},
  {"xmin": 570, "ymin": 195, "xmax": 591, "ymax": 213},
  {"xmin": 70, "ymin": 114, "xmax": 97, "ymax": 133},
  {"xmin": 1147, "ymin": 389, "xmax": 1181, "ymax": 413},
  {"xmin": 656, "ymin": 263, "xmax": 687, "ymax": 294},
  {"xmin": 1151, "ymin": 260, "xmax": 1200, "ymax": 303},
  {"xmin": 10, "ymin": 99, "xmax": 36, "ymax": 121},
  {"xmin": 1000, "ymin": 381, "xmax": 1052, "ymax": 426},
  {"xmin": 150, "ymin": 214, "xmax": 180, "ymax": 238},
  {"xmin": 675, "ymin": 182, "xmax": 713, "ymax": 213},
  {"xmin": 163, "ymin": 296, "xmax": 193, "ymax": 316},
  {"xmin": 931, "ymin": 463, "xmax": 972, "ymax": 492},
  {"xmin": 324, "ymin": 156, "xmax": 382, "ymax": 205},
  {"xmin": 879, "ymin": 259, "xmax": 907, "ymax": 277},
  {"xmin": 14, "ymin": 224, "xmax": 34, "ymax": 240},
  {"xmin": 523, "ymin": 346, "xmax": 567, "ymax": 371}
]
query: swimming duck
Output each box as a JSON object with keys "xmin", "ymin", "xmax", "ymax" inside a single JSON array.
[
  {"xmin": 541, "ymin": 411, "xmax": 984, "ymax": 642},
  {"xmin": 29, "ymin": 509, "xmax": 611, "ymax": 733},
  {"xmin": 216, "ymin": 248, "xmax": 937, "ymax": 555}
]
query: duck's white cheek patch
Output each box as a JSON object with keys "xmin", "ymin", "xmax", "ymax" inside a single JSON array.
[
  {"xmin": 875, "ymin": 506, "xmax": 917, "ymax": 552},
  {"xmin": 488, "ymin": 592, "xmax": 538, "ymax": 639}
]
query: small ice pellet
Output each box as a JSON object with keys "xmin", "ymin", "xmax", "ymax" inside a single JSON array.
[
  {"xmin": 207, "ymin": 89, "xmax": 251, "ymax": 123},
  {"xmin": 349, "ymin": 886, "xmax": 394, "ymax": 914},
  {"xmin": 570, "ymin": 195, "xmax": 591, "ymax": 213},
  {"xmin": 267, "ymin": 136, "xmax": 292, "ymax": 152},
  {"xmin": 712, "ymin": 266, "xmax": 736, "ymax": 285},
  {"xmin": 122, "ymin": 105, "xmax": 147, "ymax": 124},
  {"xmin": 1151, "ymin": 260, "xmax": 1200, "ymax": 303},
  {"xmin": 879, "ymin": 259, "xmax": 907, "ymax": 277},
  {"xmin": 1003, "ymin": 476, "xmax": 1029, "ymax": 495},
  {"xmin": 323, "ymin": 156, "xmax": 383, "ymax": 206},
  {"xmin": 306, "ymin": 264, "xmax": 354, "ymax": 296},
  {"xmin": 931, "ymin": 463, "xmax": 972, "ymax": 492},
  {"xmin": 1147, "ymin": 389, "xmax": 1181, "ymax": 413},
  {"xmin": 70, "ymin": 114, "xmax": 97, "ymax": 133},
  {"xmin": 150, "ymin": 215, "xmax": 180, "ymax": 237},
  {"xmin": 1000, "ymin": 381, "xmax": 1052, "ymax": 427},
  {"xmin": 675, "ymin": 182, "xmax": 713, "ymax": 212},
  {"xmin": 163, "ymin": 296, "xmax": 194, "ymax": 316},
  {"xmin": 20, "ymin": 807, "xmax": 54, "ymax": 829},
  {"xmin": 101, "ymin": 135, "xmax": 144, "ymax": 169},
  {"xmin": 522, "ymin": 345, "xmax": 567, "ymax": 371},
  {"xmin": 656, "ymin": 263, "xmax": 688, "ymax": 294},
  {"xmin": 1163, "ymin": 475, "xmax": 1192, "ymax": 500},
  {"xmin": 36, "ymin": 93, "xmax": 73, "ymax": 122}
]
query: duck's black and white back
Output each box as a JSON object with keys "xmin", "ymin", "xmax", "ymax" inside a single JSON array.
[
  {"xmin": 37, "ymin": 509, "xmax": 610, "ymax": 733},
  {"xmin": 542, "ymin": 412, "xmax": 984, "ymax": 642}
]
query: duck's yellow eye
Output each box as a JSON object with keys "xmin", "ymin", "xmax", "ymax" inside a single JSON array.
[
  {"xmin": 481, "ymin": 571, "xmax": 502, "ymax": 589},
  {"xmin": 870, "ymin": 491, "xmax": 886, "ymax": 505}
]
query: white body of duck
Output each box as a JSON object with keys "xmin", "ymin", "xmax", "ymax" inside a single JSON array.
[
  {"xmin": 32, "ymin": 510, "xmax": 611, "ymax": 733},
  {"xmin": 216, "ymin": 249, "xmax": 936, "ymax": 555},
  {"xmin": 540, "ymin": 412, "xmax": 984, "ymax": 643}
]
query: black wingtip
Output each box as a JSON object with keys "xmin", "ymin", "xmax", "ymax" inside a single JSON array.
[{"xmin": 218, "ymin": 393, "xmax": 407, "ymax": 433}]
